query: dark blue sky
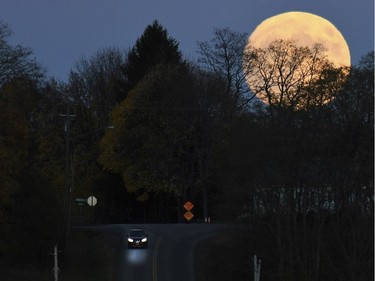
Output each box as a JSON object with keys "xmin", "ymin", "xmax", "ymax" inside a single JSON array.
[{"xmin": 1, "ymin": 0, "xmax": 373, "ymax": 82}]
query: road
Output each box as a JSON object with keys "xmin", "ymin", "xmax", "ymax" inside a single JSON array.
[{"xmin": 92, "ymin": 223, "xmax": 229, "ymax": 281}]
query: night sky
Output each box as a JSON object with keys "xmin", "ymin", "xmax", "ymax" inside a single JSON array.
[{"xmin": 1, "ymin": 0, "xmax": 373, "ymax": 82}]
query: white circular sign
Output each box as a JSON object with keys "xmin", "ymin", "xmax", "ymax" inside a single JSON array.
[{"xmin": 87, "ymin": 195, "xmax": 97, "ymax": 206}]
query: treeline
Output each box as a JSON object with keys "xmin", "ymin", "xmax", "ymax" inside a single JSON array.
[{"xmin": 0, "ymin": 19, "xmax": 373, "ymax": 280}]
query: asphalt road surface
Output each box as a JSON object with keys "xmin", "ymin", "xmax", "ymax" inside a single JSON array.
[{"xmin": 92, "ymin": 223, "xmax": 229, "ymax": 281}]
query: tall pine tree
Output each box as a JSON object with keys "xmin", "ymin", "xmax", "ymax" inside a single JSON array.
[{"xmin": 122, "ymin": 20, "xmax": 183, "ymax": 92}]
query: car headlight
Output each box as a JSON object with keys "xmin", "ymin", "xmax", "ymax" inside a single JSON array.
[
  {"xmin": 128, "ymin": 238, "xmax": 134, "ymax": 242},
  {"xmin": 141, "ymin": 238, "xmax": 147, "ymax": 242}
]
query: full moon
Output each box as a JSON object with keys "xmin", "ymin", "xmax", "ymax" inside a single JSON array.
[{"xmin": 247, "ymin": 11, "xmax": 351, "ymax": 68}]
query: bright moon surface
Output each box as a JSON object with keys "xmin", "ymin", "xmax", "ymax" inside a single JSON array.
[{"xmin": 247, "ymin": 11, "xmax": 351, "ymax": 68}]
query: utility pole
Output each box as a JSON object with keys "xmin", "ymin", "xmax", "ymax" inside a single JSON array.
[
  {"xmin": 60, "ymin": 106, "xmax": 75, "ymax": 255},
  {"xmin": 203, "ymin": 184, "xmax": 208, "ymax": 221}
]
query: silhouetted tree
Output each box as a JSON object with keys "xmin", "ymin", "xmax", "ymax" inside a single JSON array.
[
  {"xmin": 213, "ymin": 43, "xmax": 373, "ymax": 280},
  {"xmin": 0, "ymin": 21, "xmax": 43, "ymax": 86},
  {"xmin": 0, "ymin": 77, "xmax": 63, "ymax": 265},
  {"xmin": 197, "ymin": 27, "xmax": 252, "ymax": 115},
  {"xmin": 99, "ymin": 64, "xmax": 230, "ymax": 221},
  {"xmin": 243, "ymin": 39, "xmax": 347, "ymax": 118},
  {"xmin": 67, "ymin": 47, "xmax": 126, "ymax": 123},
  {"xmin": 122, "ymin": 20, "xmax": 183, "ymax": 91}
]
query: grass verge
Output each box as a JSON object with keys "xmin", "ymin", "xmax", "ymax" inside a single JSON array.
[
  {"xmin": 0, "ymin": 227, "xmax": 121, "ymax": 281},
  {"xmin": 194, "ymin": 229, "xmax": 252, "ymax": 281},
  {"xmin": 61, "ymin": 228, "xmax": 121, "ymax": 281}
]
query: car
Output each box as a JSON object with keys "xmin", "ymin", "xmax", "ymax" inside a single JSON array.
[{"xmin": 127, "ymin": 228, "xmax": 149, "ymax": 248}]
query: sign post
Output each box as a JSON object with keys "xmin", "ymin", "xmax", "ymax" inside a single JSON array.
[{"xmin": 87, "ymin": 195, "xmax": 97, "ymax": 223}]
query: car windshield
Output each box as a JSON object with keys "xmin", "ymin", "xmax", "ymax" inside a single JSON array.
[{"xmin": 130, "ymin": 230, "xmax": 145, "ymax": 237}]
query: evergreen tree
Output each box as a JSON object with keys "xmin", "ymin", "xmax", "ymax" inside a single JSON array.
[{"xmin": 122, "ymin": 20, "xmax": 183, "ymax": 91}]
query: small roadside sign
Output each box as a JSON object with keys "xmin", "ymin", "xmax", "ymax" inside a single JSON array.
[
  {"xmin": 183, "ymin": 201, "xmax": 194, "ymax": 211},
  {"xmin": 87, "ymin": 196, "xmax": 97, "ymax": 207},
  {"xmin": 184, "ymin": 211, "xmax": 194, "ymax": 221}
]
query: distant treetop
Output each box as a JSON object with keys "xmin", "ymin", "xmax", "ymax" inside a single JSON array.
[{"xmin": 123, "ymin": 20, "xmax": 183, "ymax": 90}]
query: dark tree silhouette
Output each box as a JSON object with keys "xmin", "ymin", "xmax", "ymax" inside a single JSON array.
[{"xmin": 123, "ymin": 20, "xmax": 183, "ymax": 91}]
